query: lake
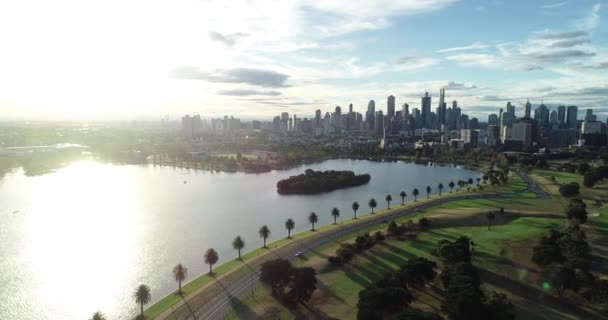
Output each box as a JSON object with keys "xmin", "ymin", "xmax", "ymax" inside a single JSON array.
[{"xmin": 0, "ymin": 159, "xmax": 479, "ymax": 319}]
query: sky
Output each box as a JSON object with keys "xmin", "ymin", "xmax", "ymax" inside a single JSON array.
[{"xmin": 0, "ymin": 0, "xmax": 607, "ymax": 121}]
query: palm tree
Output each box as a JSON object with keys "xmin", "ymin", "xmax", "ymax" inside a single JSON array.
[
  {"xmin": 232, "ymin": 236, "xmax": 245, "ymax": 259},
  {"xmin": 90, "ymin": 312, "xmax": 106, "ymax": 320},
  {"xmin": 352, "ymin": 201, "xmax": 360, "ymax": 219},
  {"xmin": 449, "ymin": 181, "xmax": 455, "ymax": 192},
  {"xmin": 133, "ymin": 284, "xmax": 151, "ymax": 320},
  {"xmin": 476, "ymin": 177, "xmax": 481, "ymax": 186},
  {"xmin": 204, "ymin": 248, "xmax": 219, "ymax": 274},
  {"xmin": 308, "ymin": 212, "xmax": 318, "ymax": 231},
  {"xmin": 438, "ymin": 183, "xmax": 444, "ymax": 196},
  {"xmin": 426, "ymin": 185, "xmax": 431, "ymax": 199},
  {"xmin": 468, "ymin": 178, "xmax": 474, "ymax": 186},
  {"xmin": 331, "ymin": 207, "xmax": 340, "ymax": 224},
  {"xmin": 487, "ymin": 212, "xmax": 496, "ymax": 230},
  {"xmin": 458, "ymin": 180, "xmax": 464, "ymax": 190},
  {"xmin": 368, "ymin": 198, "xmax": 377, "ymax": 213},
  {"xmin": 385, "ymin": 194, "xmax": 392, "ymax": 209},
  {"xmin": 285, "ymin": 218, "xmax": 295, "ymax": 238},
  {"xmin": 399, "ymin": 191, "xmax": 407, "ymax": 205},
  {"xmin": 412, "ymin": 188, "xmax": 419, "ymax": 201},
  {"xmin": 259, "ymin": 225, "xmax": 271, "ymax": 248},
  {"xmin": 172, "ymin": 263, "xmax": 188, "ymax": 294}
]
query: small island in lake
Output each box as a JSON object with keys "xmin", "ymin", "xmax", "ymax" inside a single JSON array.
[{"xmin": 277, "ymin": 169, "xmax": 371, "ymax": 194}]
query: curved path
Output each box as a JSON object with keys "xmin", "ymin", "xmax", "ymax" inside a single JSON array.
[{"xmin": 156, "ymin": 191, "xmax": 499, "ymax": 320}]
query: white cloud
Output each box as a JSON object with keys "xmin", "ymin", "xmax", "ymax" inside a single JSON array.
[
  {"xmin": 541, "ymin": 2, "xmax": 568, "ymax": 9},
  {"xmin": 575, "ymin": 3, "xmax": 601, "ymax": 30},
  {"xmin": 437, "ymin": 42, "xmax": 489, "ymax": 53}
]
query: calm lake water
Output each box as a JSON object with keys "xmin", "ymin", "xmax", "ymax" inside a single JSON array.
[{"xmin": 0, "ymin": 159, "xmax": 479, "ymax": 319}]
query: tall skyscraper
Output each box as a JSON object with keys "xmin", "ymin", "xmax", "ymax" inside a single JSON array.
[
  {"xmin": 566, "ymin": 106, "xmax": 578, "ymax": 129},
  {"xmin": 421, "ymin": 91, "xmax": 431, "ymax": 129},
  {"xmin": 585, "ymin": 109, "xmax": 597, "ymax": 121},
  {"xmin": 387, "ymin": 95, "xmax": 395, "ymax": 118},
  {"xmin": 507, "ymin": 102, "xmax": 515, "ymax": 115},
  {"xmin": 524, "ymin": 99, "xmax": 531, "ymax": 119},
  {"xmin": 550, "ymin": 110, "xmax": 558, "ymax": 126},
  {"xmin": 438, "ymin": 88, "xmax": 446, "ymax": 125},
  {"xmin": 534, "ymin": 104, "xmax": 549, "ymax": 128},
  {"xmin": 557, "ymin": 106, "xmax": 566, "ymax": 127},
  {"xmin": 367, "ymin": 100, "xmax": 376, "ymax": 130},
  {"xmin": 402, "ymin": 103, "xmax": 409, "ymax": 118}
]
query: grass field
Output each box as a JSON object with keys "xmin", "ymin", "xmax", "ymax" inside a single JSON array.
[{"xmin": 224, "ymin": 171, "xmax": 608, "ymax": 320}]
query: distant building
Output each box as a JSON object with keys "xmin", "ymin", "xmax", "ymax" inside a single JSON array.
[
  {"xmin": 566, "ymin": 106, "xmax": 578, "ymax": 129},
  {"xmin": 181, "ymin": 114, "xmax": 201, "ymax": 137},
  {"xmin": 461, "ymin": 129, "xmax": 479, "ymax": 148},
  {"xmin": 421, "ymin": 91, "xmax": 431, "ymax": 129},
  {"xmin": 387, "ymin": 95, "xmax": 395, "ymax": 118},
  {"xmin": 512, "ymin": 121, "xmax": 533, "ymax": 148}
]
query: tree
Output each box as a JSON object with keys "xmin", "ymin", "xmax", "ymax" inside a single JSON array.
[
  {"xmin": 412, "ymin": 188, "xmax": 419, "ymax": 201},
  {"xmin": 204, "ymin": 248, "xmax": 219, "ymax": 274},
  {"xmin": 352, "ymin": 201, "xmax": 360, "ymax": 219},
  {"xmin": 133, "ymin": 284, "xmax": 151, "ymax": 320},
  {"xmin": 583, "ymin": 172, "xmax": 595, "ymax": 188},
  {"xmin": 285, "ymin": 218, "xmax": 295, "ymax": 238},
  {"xmin": 449, "ymin": 181, "xmax": 455, "ymax": 192},
  {"xmin": 476, "ymin": 177, "xmax": 481, "ymax": 186},
  {"xmin": 486, "ymin": 212, "xmax": 495, "ymax": 230},
  {"xmin": 386, "ymin": 194, "xmax": 392, "ymax": 209},
  {"xmin": 308, "ymin": 211, "xmax": 318, "ymax": 230},
  {"xmin": 172, "ymin": 263, "xmax": 188, "ymax": 294},
  {"xmin": 90, "ymin": 312, "xmax": 107, "ymax": 320},
  {"xmin": 331, "ymin": 207, "xmax": 340, "ymax": 224},
  {"xmin": 233, "ymin": 236, "xmax": 245, "ymax": 259},
  {"xmin": 400, "ymin": 257, "xmax": 437, "ymax": 287},
  {"xmin": 468, "ymin": 178, "xmax": 474, "ymax": 186},
  {"xmin": 369, "ymin": 198, "xmax": 377, "ymax": 213},
  {"xmin": 357, "ymin": 287, "xmax": 413, "ymax": 320},
  {"xmin": 565, "ymin": 199, "xmax": 588, "ymax": 224},
  {"xmin": 419, "ymin": 217, "xmax": 431, "ymax": 230},
  {"xmin": 399, "ymin": 191, "xmax": 407, "ymax": 205},
  {"xmin": 438, "ymin": 183, "xmax": 444, "ymax": 196},
  {"xmin": 425, "ymin": 185, "xmax": 431, "ymax": 199},
  {"xmin": 259, "ymin": 225, "xmax": 271, "ymax": 248},
  {"xmin": 288, "ymin": 266, "xmax": 317, "ymax": 302},
  {"xmin": 482, "ymin": 175, "xmax": 489, "ymax": 184},
  {"xmin": 559, "ymin": 182, "xmax": 580, "ymax": 197},
  {"xmin": 458, "ymin": 180, "xmax": 465, "ymax": 190},
  {"xmin": 260, "ymin": 259, "xmax": 292, "ymax": 297},
  {"xmin": 437, "ymin": 237, "xmax": 472, "ymax": 265}
]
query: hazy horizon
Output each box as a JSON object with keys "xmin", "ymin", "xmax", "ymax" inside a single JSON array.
[{"xmin": 1, "ymin": 0, "xmax": 607, "ymax": 121}]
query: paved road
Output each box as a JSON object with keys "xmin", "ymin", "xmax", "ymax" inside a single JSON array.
[{"xmin": 159, "ymin": 192, "xmax": 500, "ymax": 320}]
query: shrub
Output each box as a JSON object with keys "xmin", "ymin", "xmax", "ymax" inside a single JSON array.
[
  {"xmin": 559, "ymin": 182, "xmax": 580, "ymax": 197},
  {"xmin": 328, "ymin": 256, "xmax": 343, "ymax": 266},
  {"xmin": 374, "ymin": 231, "xmax": 386, "ymax": 242},
  {"xmin": 419, "ymin": 218, "xmax": 431, "ymax": 230}
]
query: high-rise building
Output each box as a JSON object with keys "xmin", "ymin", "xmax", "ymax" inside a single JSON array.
[
  {"xmin": 461, "ymin": 129, "xmax": 479, "ymax": 148},
  {"xmin": 438, "ymin": 88, "xmax": 446, "ymax": 125},
  {"xmin": 488, "ymin": 114, "xmax": 499, "ymax": 126},
  {"xmin": 374, "ymin": 110, "xmax": 384, "ymax": 135},
  {"xmin": 486, "ymin": 125, "xmax": 501, "ymax": 146},
  {"xmin": 524, "ymin": 99, "xmax": 531, "ymax": 119},
  {"xmin": 507, "ymin": 102, "xmax": 515, "ymax": 115},
  {"xmin": 421, "ymin": 91, "xmax": 431, "ymax": 129},
  {"xmin": 534, "ymin": 104, "xmax": 549, "ymax": 128},
  {"xmin": 402, "ymin": 103, "xmax": 409, "ymax": 118},
  {"xmin": 181, "ymin": 114, "xmax": 201, "ymax": 137},
  {"xmin": 566, "ymin": 106, "xmax": 578, "ymax": 129},
  {"xmin": 387, "ymin": 95, "xmax": 395, "ymax": 118},
  {"xmin": 512, "ymin": 121, "xmax": 533, "ymax": 148},
  {"xmin": 550, "ymin": 110, "xmax": 558, "ymax": 126},
  {"xmin": 367, "ymin": 100, "xmax": 376, "ymax": 130},
  {"xmin": 585, "ymin": 109, "xmax": 597, "ymax": 121},
  {"xmin": 557, "ymin": 106, "xmax": 566, "ymax": 127}
]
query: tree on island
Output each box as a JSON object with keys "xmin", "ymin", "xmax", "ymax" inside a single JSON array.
[
  {"xmin": 386, "ymin": 194, "xmax": 392, "ymax": 209},
  {"xmin": 204, "ymin": 248, "xmax": 219, "ymax": 274},
  {"xmin": 233, "ymin": 236, "xmax": 245, "ymax": 259},
  {"xmin": 352, "ymin": 201, "xmax": 360, "ymax": 219},
  {"xmin": 308, "ymin": 212, "xmax": 318, "ymax": 230},
  {"xmin": 438, "ymin": 183, "xmax": 444, "ymax": 196},
  {"xmin": 331, "ymin": 207, "xmax": 340, "ymax": 224},
  {"xmin": 369, "ymin": 198, "xmax": 377, "ymax": 213},
  {"xmin": 399, "ymin": 191, "xmax": 407, "ymax": 205},
  {"xmin": 259, "ymin": 225, "xmax": 271, "ymax": 248},
  {"xmin": 172, "ymin": 263, "xmax": 188, "ymax": 294},
  {"xmin": 426, "ymin": 186, "xmax": 431, "ymax": 199},
  {"xmin": 412, "ymin": 189, "xmax": 419, "ymax": 201},
  {"xmin": 90, "ymin": 312, "xmax": 107, "ymax": 320},
  {"xmin": 449, "ymin": 181, "xmax": 455, "ymax": 192},
  {"xmin": 486, "ymin": 212, "xmax": 496, "ymax": 230},
  {"xmin": 133, "ymin": 284, "xmax": 151, "ymax": 320},
  {"xmin": 285, "ymin": 218, "xmax": 295, "ymax": 238}
]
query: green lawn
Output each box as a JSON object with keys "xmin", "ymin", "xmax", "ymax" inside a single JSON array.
[{"xmin": 534, "ymin": 169, "xmax": 582, "ymax": 184}]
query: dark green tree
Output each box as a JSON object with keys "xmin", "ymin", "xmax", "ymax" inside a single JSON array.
[
  {"xmin": 352, "ymin": 201, "xmax": 360, "ymax": 219},
  {"xmin": 438, "ymin": 183, "xmax": 444, "ymax": 196},
  {"xmin": 133, "ymin": 284, "xmax": 152, "ymax": 320},
  {"xmin": 412, "ymin": 188, "xmax": 419, "ymax": 201},
  {"xmin": 369, "ymin": 198, "xmax": 378, "ymax": 213},
  {"xmin": 233, "ymin": 236, "xmax": 245, "ymax": 259},
  {"xmin": 386, "ymin": 194, "xmax": 392, "ymax": 209},
  {"xmin": 308, "ymin": 211, "xmax": 318, "ymax": 230},
  {"xmin": 172, "ymin": 263, "xmax": 188, "ymax": 294},
  {"xmin": 259, "ymin": 225, "xmax": 271, "ymax": 248},
  {"xmin": 399, "ymin": 191, "xmax": 407, "ymax": 205},
  {"xmin": 331, "ymin": 207, "xmax": 340, "ymax": 224},
  {"xmin": 285, "ymin": 218, "xmax": 295, "ymax": 238},
  {"xmin": 204, "ymin": 248, "xmax": 219, "ymax": 274},
  {"xmin": 425, "ymin": 186, "xmax": 431, "ymax": 198},
  {"xmin": 449, "ymin": 181, "xmax": 455, "ymax": 192}
]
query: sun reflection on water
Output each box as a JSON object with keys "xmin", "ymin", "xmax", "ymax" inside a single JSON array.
[{"xmin": 23, "ymin": 161, "xmax": 138, "ymax": 318}]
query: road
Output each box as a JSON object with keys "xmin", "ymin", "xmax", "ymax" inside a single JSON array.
[{"xmin": 158, "ymin": 191, "xmax": 500, "ymax": 320}]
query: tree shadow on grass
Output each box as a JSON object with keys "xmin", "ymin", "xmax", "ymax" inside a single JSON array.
[
  {"xmin": 342, "ymin": 264, "xmax": 374, "ymax": 288},
  {"xmin": 226, "ymin": 294, "xmax": 257, "ymax": 320},
  {"xmin": 479, "ymin": 268, "xmax": 608, "ymax": 320}
]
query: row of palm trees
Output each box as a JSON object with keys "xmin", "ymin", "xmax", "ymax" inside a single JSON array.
[{"xmin": 96, "ymin": 177, "xmax": 480, "ymax": 320}]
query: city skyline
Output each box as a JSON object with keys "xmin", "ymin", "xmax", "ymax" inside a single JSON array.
[{"xmin": 0, "ymin": 0, "xmax": 607, "ymax": 121}]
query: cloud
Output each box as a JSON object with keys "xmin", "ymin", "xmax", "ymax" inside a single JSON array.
[
  {"xmin": 534, "ymin": 30, "xmax": 587, "ymax": 39},
  {"xmin": 440, "ymin": 81, "xmax": 478, "ymax": 90},
  {"xmin": 217, "ymin": 89, "xmax": 282, "ymax": 96},
  {"xmin": 437, "ymin": 42, "xmax": 489, "ymax": 53},
  {"xmin": 588, "ymin": 61, "xmax": 608, "ymax": 69},
  {"xmin": 208, "ymin": 31, "xmax": 248, "ymax": 47},
  {"xmin": 524, "ymin": 49, "xmax": 595, "ymax": 60},
  {"xmin": 445, "ymin": 53, "xmax": 500, "ymax": 68},
  {"xmin": 549, "ymin": 38, "xmax": 590, "ymax": 48},
  {"xmin": 575, "ymin": 3, "xmax": 601, "ymax": 30},
  {"xmin": 173, "ymin": 67, "xmax": 290, "ymax": 88},
  {"xmin": 541, "ymin": 2, "xmax": 568, "ymax": 9},
  {"xmin": 393, "ymin": 55, "xmax": 417, "ymax": 64}
]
